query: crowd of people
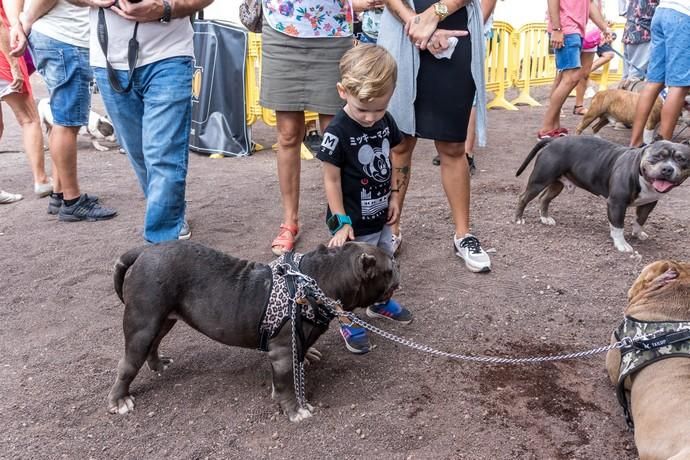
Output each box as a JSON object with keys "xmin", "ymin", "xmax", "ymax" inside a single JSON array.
[
  {"xmin": 540, "ymin": 0, "xmax": 689, "ymax": 147},
  {"xmin": 1, "ymin": 0, "xmax": 688, "ymax": 353}
]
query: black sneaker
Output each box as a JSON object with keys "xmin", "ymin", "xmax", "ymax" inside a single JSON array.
[
  {"xmin": 48, "ymin": 193, "xmax": 99, "ymax": 215},
  {"xmin": 304, "ymin": 130, "xmax": 323, "ymax": 154},
  {"xmin": 58, "ymin": 194, "xmax": 116, "ymax": 222}
]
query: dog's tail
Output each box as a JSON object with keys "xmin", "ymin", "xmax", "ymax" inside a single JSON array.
[
  {"xmin": 113, "ymin": 246, "xmax": 148, "ymax": 304},
  {"xmin": 516, "ymin": 138, "xmax": 553, "ymax": 177}
]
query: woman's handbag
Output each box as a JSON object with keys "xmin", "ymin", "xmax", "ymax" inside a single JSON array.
[{"xmin": 239, "ymin": 0, "xmax": 262, "ymax": 33}]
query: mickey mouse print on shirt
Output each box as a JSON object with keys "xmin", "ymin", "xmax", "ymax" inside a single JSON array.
[{"xmin": 317, "ymin": 110, "xmax": 403, "ymax": 236}]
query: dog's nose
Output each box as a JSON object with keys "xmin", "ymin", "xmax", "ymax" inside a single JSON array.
[{"xmin": 661, "ymin": 165, "xmax": 675, "ymax": 178}]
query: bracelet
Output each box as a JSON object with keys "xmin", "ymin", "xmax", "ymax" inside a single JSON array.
[
  {"xmin": 390, "ymin": 189, "xmax": 400, "ymax": 193},
  {"xmin": 552, "ymin": 27, "xmax": 562, "ymax": 31}
]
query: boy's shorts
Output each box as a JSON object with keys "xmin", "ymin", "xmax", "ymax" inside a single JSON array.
[
  {"xmin": 554, "ymin": 33, "xmax": 582, "ymax": 71},
  {"xmin": 646, "ymin": 7, "xmax": 690, "ymax": 87},
  {"xmin": 355, "ymin": 225, "xmax": 394, "ymax": 258},
  {"xmin": 28, "ymin": 31, "xmax": 92, "ymax": 127}
]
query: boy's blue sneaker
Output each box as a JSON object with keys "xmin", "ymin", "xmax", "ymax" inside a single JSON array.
[
  {"xmin": 366, "ymin": 298, "xmax": 413, "ymax": 325},
  {"xmin": 339, "ymin": 322, "xmax": 371, "ymax": 355}
]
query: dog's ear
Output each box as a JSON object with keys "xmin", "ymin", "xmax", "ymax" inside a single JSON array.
[
  {"xmin": 357, "ymin": 253, "xmax": 378, "ymax": 280},
  {"xmin": 628, "ymin": 260, "xmax": 679, "ymax": 302},
  {"xmin": 97, "ymin": 119, "xmax": 115, "ymax": 137}
]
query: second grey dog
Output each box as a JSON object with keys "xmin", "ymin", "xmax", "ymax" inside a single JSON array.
[
  {"xmin": 515, "ymin": 137, "xmax": 690, "ymax": 252},
  {"xmin": 108, "ymin": 240, "xmax": 399, "ymax": 422}
]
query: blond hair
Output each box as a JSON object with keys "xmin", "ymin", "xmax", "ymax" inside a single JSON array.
[{"xmin": 339, "ymin": 44, "xmax": 397, "ymax": 101}]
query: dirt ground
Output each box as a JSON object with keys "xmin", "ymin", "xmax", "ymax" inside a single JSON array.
[{"xmin": 2, "ymin": 77, "xmax": 689, "ymax": 460}]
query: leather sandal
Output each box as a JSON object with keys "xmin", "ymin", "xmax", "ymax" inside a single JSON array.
[
  {"xmin": 573, "ymin": 105, "xmax": 587, "ymax": 116},
  {"xmin": 271, "ymin": 223, "xmax": 299, "ymax": 256}
]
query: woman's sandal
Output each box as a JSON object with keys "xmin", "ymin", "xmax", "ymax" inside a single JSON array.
[
  {"xmin": 573, "ymin": 105, "xmax": 588, "ymax": 116},
  {"xmin": 271, "ymin": 223, "xmax": 299, "ymax": 256}
]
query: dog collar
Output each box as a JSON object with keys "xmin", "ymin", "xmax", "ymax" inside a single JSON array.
[{"xmin": 614, "ymin": 316, "xmax": 690, "ymax": 429}]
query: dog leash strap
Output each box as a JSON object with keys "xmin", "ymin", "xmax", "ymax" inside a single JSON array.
[{"xmin": 97, "ymin": 8, "xmax": 139, "ymax": 94}]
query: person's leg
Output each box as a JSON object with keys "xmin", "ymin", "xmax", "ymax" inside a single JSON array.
[
  {"xmin": 574, "ymin": 51, "xmax": 595, "ymax": 115},
  {"xmin": 49, "ymin": 126, "xmax": 80, "ymax": 200},
  {"xmin": 591, "ymin": 51, "xmax": 614, "ymax": 73},
  {"xmin": 540, "ymin": 34, "xmax": 583, "ymax": 134},
  {"xmin": 658, "ymin": 87, "xmax": 690, "ymax": 140},
  {"xmin": 466, "ymin": 106, "xmax": 477, "ymax": 154},
  {"xmin": 655, "ymin": 8, "xmax": 690, "ymax": 140},
  {"xmin": 436, "ymin": 139, "xmax": 491, "ymax": 272},
  {"xmin": 3, "ymin": 92, "xmax": 51, "ymax": 190},
  {"xmin": 389, "ymin": 135, "xmax": 417, "ymax": 239},
  {"xmin": 93, "ymin": 71, "xmax": 146, "ymax": 193},
  {"xmin": 627, "ymin": 42, "xmax": 652, "ymax": 81},
  {"xmin": 435, "ymin": 140, "xmax": 470, "ymax": 236},
  {"xmin": 137, "ymin": 57, "xmax": 193, "ymax": 243},
  {"xmin": 631, "ymin": 10, "xmax": 667, "ymax": 146},
  {"xmin": 272, "ymin": 110, "xmax": 306, "ymax": 253}
]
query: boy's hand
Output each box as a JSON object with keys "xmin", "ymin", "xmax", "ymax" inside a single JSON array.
[
  {"xmin": 551, "ymin": 30, "xmax": 564, "ymax": 49},
  {"xmin": 328, "ymin": 225, "xmax": 354, "ymax": 248},
  {"xmin": 386, "ymin": 199, "xmax": 400, "ymax": 225}
]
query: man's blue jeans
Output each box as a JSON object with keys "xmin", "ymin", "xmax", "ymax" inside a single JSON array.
[{"xmin": 94, "ymin": 57, "xmax": 193, "ymax": 243}]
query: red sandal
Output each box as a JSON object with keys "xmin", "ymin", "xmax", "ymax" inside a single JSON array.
[{"xmin": 271, "ymin": 223, "xmax": 299, "ymax": 256}]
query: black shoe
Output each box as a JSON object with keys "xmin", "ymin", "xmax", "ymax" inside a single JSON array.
[
  {"xmin": 58, "ymin": 194, "xmax": 116, "ymax": 222},
  {"xmin": 432, "ymin": 155, "xmax": 440, "ymax": 166},
  {"xmin": 304, "ymin": 130, "xmax": 323, "ymax": 154},
  {"xmin": 48, "ymin": 193, "xmax": 99, "ymax": 215}
]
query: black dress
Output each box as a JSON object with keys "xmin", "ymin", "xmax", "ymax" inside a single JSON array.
[{"xmin": 414, "ymin": 4, "xmax": 475, "ymax": 142}]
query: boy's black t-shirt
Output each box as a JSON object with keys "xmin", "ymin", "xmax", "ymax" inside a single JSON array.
[{"xmin": 317, "ymin": 109, "xmax": 403, "ymax": 236}]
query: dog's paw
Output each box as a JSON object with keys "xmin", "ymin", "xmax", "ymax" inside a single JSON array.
[
  {"xmin": 633, "ymin": 230, "xmax": 649, "ymax": 240},
  {"xmin": 92, "ymin": 140, "xmax": 110, "ymax": 152},
  {"xmin": 515, "ymin": 217, "xmax": 525, "ymax": 225},
  {"xmin": 146, "ymin": 356, "xmax": 173, "ymax": 373},
  {"xmin": 288, "ymin": 405, "xmax": 314, "ymax": 422},
  {"xmin": 304, "ymin": 347, "xmax": 322, "ymax": 366},
  {"xmin": 108, "ymin": 395, "xmax": 135, "ymax": 415},
  {"xmin": 540, "ymin": 216, "xmax": 556, "ymax": 226},
  {"xmin": 614, "ymin": 240, "xmax": 634, "ymax": 253}
]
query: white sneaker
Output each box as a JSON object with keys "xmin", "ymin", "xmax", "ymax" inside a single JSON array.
[
  {"xmin": 34, "ymin": 178, "xmax": 53, "ymax": 198},
  {"xmin": 454, "ymin": 234, "xmax": 491, "ymax": 273},
  {"xmin": 178, "ymin": 220, "xmax": 192, "ymax": 240},
  {"xmin": 584, "ymin": 86, "xmax": 597, "ymax": 99},
  {"xmin": 0, "ymin": 190, "xmax": 23, "ymax": 204}
]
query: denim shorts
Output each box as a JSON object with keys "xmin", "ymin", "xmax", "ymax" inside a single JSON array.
[
  {"xmin": 28, "ymin": 31, "xmax": 92, "ymax": 126},
  {"xmin": 646, "ymin": 7, "xmax": 690, "ymax": 87},
  {"xmin": 554, "ymin": 33, "xmax": 582, "ymax": 71}
]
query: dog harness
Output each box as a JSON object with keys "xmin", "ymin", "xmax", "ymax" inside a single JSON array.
[
  {"xmin": 258, "ymin": 252, "xmax": 335, "ymax": 352},
  {"xmin": 615, "ymin": 316, "xmax": 690, "ymax": 429}
]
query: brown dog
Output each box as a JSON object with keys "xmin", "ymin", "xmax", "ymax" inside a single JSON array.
[
  {"xmin": 576, "ymin": 89, "xmax": 663, "ymax": 144},
  {"xmin": 606, "ymin": 260, "xmax": 690, "ymax": 459}
]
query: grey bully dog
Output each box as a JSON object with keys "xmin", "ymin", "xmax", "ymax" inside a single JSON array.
[
  {"xmin": 109, "ymin": 240, "xmax": 399, "ymax": 422},
  {"xmin": 515, "ymin": 137, "xmax": 690, "ymax": 252}
]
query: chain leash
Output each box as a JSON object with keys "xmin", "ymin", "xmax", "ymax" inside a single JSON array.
[
  {"xmin": 278, "ymin": 263, "xmax": 633, "ymax": 368},
  {"xmin": 290, "ymin": 282, "xmax": 307, "ymax": 410}
]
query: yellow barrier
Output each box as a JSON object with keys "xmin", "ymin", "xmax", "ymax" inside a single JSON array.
[
  {"xmin": 485, "ymin": 21, "xmax": 518, "ymax": 111},
  {"xmin": 511, "ymin": 23, "xmax": 554, "ymax": 107}
]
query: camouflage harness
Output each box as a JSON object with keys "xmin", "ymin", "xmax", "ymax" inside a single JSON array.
[
  {"xmin": 615, "ymin": 316, "xmax": 690, "ymax": 429},
  {"xmin": 258, "ymin": 252, "xmax": 335, "ymax": 352}
]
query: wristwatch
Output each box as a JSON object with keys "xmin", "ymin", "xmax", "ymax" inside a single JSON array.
[
  {"xmin": 327, "ymin": 214, "xmax": 352, "ymax": 235},
  {"xmin": 433, "ymin": 1, "xmax": 449, "ymax": 21},
  {"xmin": 160, "ymin": 0, "xmax": 172, "ymax": 23}
]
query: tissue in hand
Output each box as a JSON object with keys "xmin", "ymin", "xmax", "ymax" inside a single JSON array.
[{"xmin": 432, "ymin": 37, "xmax": 458, "ymax": 60}]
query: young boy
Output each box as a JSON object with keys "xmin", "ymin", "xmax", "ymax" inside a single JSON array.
[{"xmin": 317, "ymin": 44, "xmax": 412, "ymax": 355}]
